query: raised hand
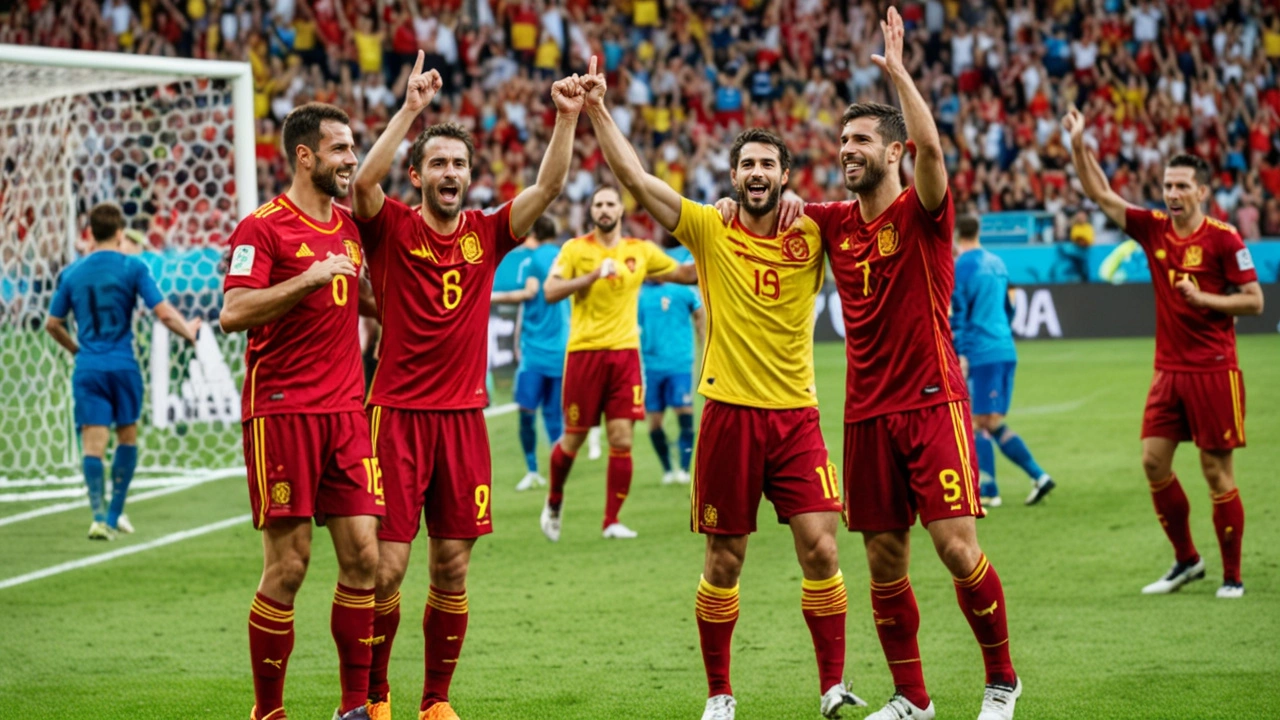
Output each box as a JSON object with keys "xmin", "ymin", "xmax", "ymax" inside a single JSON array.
[
  {"xmin": 404, "ymin": 50, "xmax": 443, "ymax": 114},
  {"xmin": 714, "ymin": 197, "xmax": 738, "ymax": 225},
  {"xmin": 871, "ymin": 6, "xmax": 906, "ymax": 75},
  {"xmin": 304, "ymin": 252, "xmax": 358, "ymax": 289},
  {"xmin": 579, "ymin": 55, "xmax": 607, "ymax": 108},
  {"xmin": 1061, "ymin": 106, "xmax": 1086, "ymax": 148},
  {"xmin": 551, "ymin": 71, "xmax": 586, "ymax": 116}
]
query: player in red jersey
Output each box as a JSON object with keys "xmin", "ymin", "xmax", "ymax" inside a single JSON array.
[
  {"xmin": 349, "ymin": 52, "xmax": 582, "ymax": 720},
  {"xmin": 220, "ymin": 103, "xmax": 385, "ymax": 720},
  {"xmin": 800, "ymin": 10, "xmax": 1020, "ymax": 720},
  {"xmin": 1064, "ymin": 108, "xmax": 1264, "ymax": 600}
]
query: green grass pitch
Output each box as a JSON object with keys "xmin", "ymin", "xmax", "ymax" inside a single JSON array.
[{"xmin": 1, "ymin": 337, "xmax": 1277, "ymax": 719}]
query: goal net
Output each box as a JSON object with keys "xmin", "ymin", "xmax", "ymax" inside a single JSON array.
[{"xmin": 0, "ymin": 46, "xmax": 256, "ymax": 482}]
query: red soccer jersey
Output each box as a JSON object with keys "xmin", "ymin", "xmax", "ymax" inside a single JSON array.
[
  {"xmin": 357, "ymin": 196, "xmax": 519, "ymax": 410},
  {"xmin": 1125, "ymin": 208, "xmax": 1258, "ymax": 372},
  {"xmin": 808, "ymin": 187, "xmax": 967, "ymax": 424},
  {"xmin": 223, "ymin": 195, "xmax": 366, "ymax": 419}
]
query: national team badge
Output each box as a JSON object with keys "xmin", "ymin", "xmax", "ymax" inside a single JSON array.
[
  {"xmin": 782, "ymin": 233, "xmax": 810, "ymax": 262},
  {"xmin": 625, "ymin": 256, "xmax": 637, "ymax": 273},
  {"xmin": 1183, "ymin": 245, "xmax": 1203, "ymax": 268},
  {"xmin": 460, "ymin": 232, "xmax": 484, "ymax": 264},
  {"xmin": 343, "ymin": 239, "xmax": 362, "ymax": 266},
  {"xmin": 877, "ymin": 223, "xmax": 900, "ymax": 256},
  {"xmin": 270, "ymin": 481, "xmax": 291, "ymax": 506},
  {"xmin": 702, "ymin": 504, "xmax": 718, "ymax": 528}
]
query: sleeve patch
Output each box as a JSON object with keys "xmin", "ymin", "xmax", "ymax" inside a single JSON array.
[
  {"xmin": 1235, "ymin": 248, "xmax": 1254, "ymax": 272},
  {"xmin": 229, "ymin": 245, "xmax": 256, "ymax": 276}
]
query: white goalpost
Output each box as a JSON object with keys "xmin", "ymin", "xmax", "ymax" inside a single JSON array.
[{"xmin": 0, "ymin": 45, "xmax": 257, "ymax": 482}]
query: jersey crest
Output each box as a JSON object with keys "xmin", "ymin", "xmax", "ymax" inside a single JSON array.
[
  {"xmin": 1183, "ymin": 245, "xmax": 1203, "ymax": 268},
  {"xmin": 782, "ymin": 232, "xmax": 811, "ymax": 262},
  {"xmin": 625, "ymin": 256, "xmax": 637, "ymax": 273},
  {"xmin": 344, "ymin": 239, "xmax": 362, "ymax": 265},
  {"xmin": 461, "ymin": 232, "xmax": 484, "ymax": 264},
  {"xmin": 877, "ymin": 223, "xmax": 900, "ymax": 256},
  {"xmin": 270, "ymin": 481, "xmax": 291, "ymax": 505}
]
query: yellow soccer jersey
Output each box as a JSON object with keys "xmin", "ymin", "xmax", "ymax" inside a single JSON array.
[
  {"xmin": 673, "ymin": 198, "xmax": 823, "ymax": 409},
  {"xmin": 553, "ymin": 235, "xmax": 680, "ymax": 352}
]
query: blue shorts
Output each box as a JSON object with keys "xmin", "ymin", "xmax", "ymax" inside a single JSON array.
[
  {"xmin": 644, "ymin": 371, "xmax": 693, "ymax": 413},
  {"xmin": 73, "ymin": 367, "xmax": 144, "ymax": 428},
  {"xmin": 514, "ymin": 369, "xmax": 562, "ymax": 412},
  {"xmin": 968, "ymin": 361, "xmax": 1016, "ymax": 417}
]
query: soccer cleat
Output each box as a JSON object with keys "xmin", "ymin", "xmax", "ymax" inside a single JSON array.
[
  {"xmin": 419, "ymin": 702, "xmax": 460, "ymax": 720},
  {"xmin": 87, "ymin": 521, "xmax": 116, "ymax": 541},
  {"xmin": 251, "ymin": 707, "xmax": 286, "ymax": 720},
  {"xmin": 333, "ymin": 705, "xmax": 370, "ymax": 720},
  {"xmin": 515, "ymin": 472, "xmax": 545, "ymax": 492},
  {"xmin": 980, "ymin": 495, "xmax": 1003, "ymax": 508},
  {"xmin": 820, "ymin": 682, "xmax": 868, "ymax": 718},
  {"xmin": 863, "ymin": 693, "xmax": 935, "ymax": 720},
  {"xmin": 602, "ymin": 522, "xmax": 638, "ymax": 539},
  {"xmin": 366, "ymin": 693, "xmax": 391, "ymax": 720},
  {"xmin": 1024, "ymin": 475, "xmax": 1056, "ymax": 506},
  {"xmin": 979, "ymin": 481, "xmax": 1001, "ymax": 508},
  {"xmin": 112, "ymin": 513, "xmax": 135, "ymax": 534},
  {"xmin": 701, "ymin": 694, "xmax": 736, "ymax": 720},
  {"xmin": 662, "ymin": 470, "xmax": 679, "ymax": 485},
  {"xmin": 976, "ymin": 677, "xmax": 1022, "ymax": 720},
  {"xmin": 676, "ymin": 468, "xmax": 691, "ymax": 484},
  {"xmin": 1141, "ymin": 556, "xmax": 1206, "ymax": 594},
  {"xmin": 1216, "ymin": 581, "xmax": 1245, "ymax": 599},
  {"xmin": 540, "ymin": 501, "xmax": 561, "ymax": 542},
  {"xmin": 587, "ymin": 427, "xmax": 603, "ymax": 460}
]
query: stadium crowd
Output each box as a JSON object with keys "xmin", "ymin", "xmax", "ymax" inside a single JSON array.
[{"xmin": 4, "ymin": 0, "xmax": 1280, "ymax": 240}]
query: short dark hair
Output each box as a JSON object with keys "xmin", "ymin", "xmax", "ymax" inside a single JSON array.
[
  {"xmin": 531, "ymin": 216, "xmax": 557, "ymax": 241},
  {"xmin": 841, "ymin": 102, "xmax": 908, "ymax": 145},
  {"xmin": 956, "ymin": 214, "xmax": 980, "ymax": 239},
  {"xmin": 281, "ymin": 102, "xmax": 351, "ymax": 170},
  {"xmin": 589, "ymin": 184, "xmax": 621, "ymax": 205},
  {"xmin": 410, "ymin": 122, "xmax": 475, "ymax": 172},
  {"xmin": 730, "ymin": 128, "xmax": 791, "ymax": 171},
  {"xmin": 89, "ymin": 202, "xmax": 125, "ymax": 242},
  {"xmin": 1167, "ymin": 153, "xmax": 1212, "ymax": 187}
]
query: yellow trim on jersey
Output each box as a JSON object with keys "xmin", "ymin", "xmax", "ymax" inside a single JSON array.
[
  {"xmin": 276, "ymin": 194, "xmax": 343, "ymax": 235},
  {"xmin": 918, "ymin": 242, "xmax": 956, "ymax": 398}
]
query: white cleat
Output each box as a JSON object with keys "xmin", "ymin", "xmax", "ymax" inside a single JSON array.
[
  {"xmin": 700, "ymin": 694, "xmax": 736, "ymax": 720},
  {"xmin": 977, "ymin": 677, "xmax": 1022, "ymax": 720},
  {"xmin": 863, "ymin": 693, "xmax": 935, "ymax": 720},
  {"xmin": 602, "ymin": 522, "xmax": 638, "ymax": 539},
  {"xmin": 540, "ymin": 502, "xmax": 561, "ymax": 542},
  {"xmin": 87, "ymin": 521, "xmax": 116, "ymax": 541},
  {"xmin": 662, "ymin": 470, "xmax": 679, "ymax": 485},
  {"xmin": 1141, "ymin": 557, "xmax": 1206, "ymax": 594},
  {"xmin": 1024, "ymin": 475, "xmax": 1056, "ymax": 505},
  {"xmin": 587, "ymin": 427, "xmax": 603, "ymax": 460},
  {"xmin": 980, "ymin": 495, "xmax": 1003, "ymax": 508},
  {"xmin": 1216, "ymin": 582, "xmax": 1245, "ymax": 599},
  {"xmin": 676, "ymin": 468, "xmax": 691, "ymax": 484},
  {"xmin": 820, "ymin": 682, "xmax": 867, "ymax": 718},
  {"xmin": 113, "ymin": 514, "xmax": 135, "ymax": 534},
  {"xmin": 515, "ymin": 472, "xmax": 546, "ymax": 492}
]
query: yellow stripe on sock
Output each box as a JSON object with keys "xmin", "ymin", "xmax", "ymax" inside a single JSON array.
[
  {"xmin": 801, "ymin": 571, "xmax": 844, "ymax": 592},
  {"xmin": 249, "ymin": 619, "xmax": 292, "ymax": 636},
  {"xmin": 955, "ymin": 555, "xmax": 991, "ymax": 589},
  {"xmin": 698, "ymin": 576, "xmax": 739, "ymax": 599},
  {"xmin": 376, "ymin": 591, "xmax": 401, "ymax": 615}
]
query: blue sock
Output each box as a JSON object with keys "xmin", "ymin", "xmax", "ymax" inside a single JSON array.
[
  {"xmin": 994, "ymin": 424, "xmax": 1045, "ymax": 481},
  {"xmin": 650, "ymin": 428, "xmax": 672, "ymax": 473},
  {"xmin": 83, "ymin": 456, "xmax": 106, "ymax": 523},
  {"xmin": 677, "ymin": 414, "xmax": 695, "ymax": 472},
  {"xmin": 107, "ymin": 445, "xmax": 137, "ymax": 528},
  {"xmin": 975, "ymin": 429, "xmax": 998, "ymax": 496},
  {"xmin": 518, "ymin": 412, "xmax": 538, "ymax": 473}
]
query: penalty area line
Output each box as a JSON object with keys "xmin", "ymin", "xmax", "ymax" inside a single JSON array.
[{"xmin": 0, "ymin": 514, "xmax": 250, "ymax": 591}]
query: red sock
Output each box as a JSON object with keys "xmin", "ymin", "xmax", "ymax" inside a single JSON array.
[
  {"xmin": 331, "ymin": 584, "xmax": 376, "ymax": 713},
  {"xmin": 953, "ymin": 555, "xmax": 1016, "ymax": 686},
  {"xmin": 368, "ymin": 591, "xmax": 400, "ymax": 701},
  {"xmin": 603, "ymin": 449, "xmax": 633, "ymax": 528},
  {"xmin": 249, "ymin": 592, "xmax": 295, "ymax": 719},
  {"xmin": 1151, "ymin": 474, "xmax": 1198, "ymax": 563},
  {"xmin": 421, "ymin": 586, "xmax": 469, "ymax": 711},
  {"xmin": 1212, "ymin": 489, "xmax": 1245, "ymax": 584},
  {"xmin": 695, "ymin": 576, "xmax": 738, "ymax": 697},
  {"xmin": 548, "ymin": 443, "xmax": 576, "ymax": 511},
  {"xmin": 869, "ymin": 576, "xmax": 928, "ymax": 709},
  {"xmin": 801, "ymin": 572, "xmax": 847, "ymax": 693}
]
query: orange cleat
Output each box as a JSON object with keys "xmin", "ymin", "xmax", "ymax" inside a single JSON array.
[{"xmin": 419, "ymin": 702, "xmax": 461, "ymax": 720}]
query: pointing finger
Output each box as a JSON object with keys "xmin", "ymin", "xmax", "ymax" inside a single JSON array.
[
  {"xmin": 589, "ymin": 55, "xmax": 597, "ymax": 77},
  {"xmin": 411, "ymin": 49, "xmax": 424, "ymax": 77}
]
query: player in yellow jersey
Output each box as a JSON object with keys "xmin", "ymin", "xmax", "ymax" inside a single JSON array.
[
  {"xmin": 574, "ymin": 65, "xmax": 865, "ymax": 720},
  {"xmin": 540, "ymin": 185, "xmax": 696, "ymax": 540}
]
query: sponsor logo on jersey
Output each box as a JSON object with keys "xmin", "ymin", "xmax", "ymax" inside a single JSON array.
[
  {"xmin": 840, "ymin": 237, "xmax": 851, "ymax": 251},
  {"xmin": 270, "ymin": 481, "xmax": 291, "ymax": 506},
  {"xmin": 229, "ymin": 245, "xmax": 256, "ymax": 275},
  {"xmin": 295, "ymin": 242, "xmax": 315, "ymax": 258},
  {"xmin": 409, "ymin": 240, "xmax": 437, "ymax": 262},
  {"xmin": 702, "ymin": 503, "xmax": 718, "ymax": 529},
  {"xmin": 877, "ymin": 223, "xmax": 900, "ymax": 256},
  {"xmin": 781, "ymin": 232, "xmax": 811, "ymax": 262},
  {"xmin": 1154, "ymin": 248, "xmax": 1167, "ymax": 260},
  {"xmin": 343, "ymin": 239, "xmax": 362, "ymax": 266},
  {"xmin": 460, "ymin": 232, "xmax": 484, "ymax": 264},
  {"xmin": 1183, "ymin": 245, "xmax": 1203, "ymax": 268}
]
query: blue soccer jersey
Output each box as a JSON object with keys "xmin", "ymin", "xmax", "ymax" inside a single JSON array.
[
  {"xmin": 951, "ymin": 247, "xmax": 1017, "ymax": 367},
  {"xmin": 639, "ymin": 280, "xmax": 702, "ymax": 376},
  {"xmin": 49, "ymin": 251, "xmax": 164, "ymax": 372},
  {"xmin": 517, "ymin": 244, "xmax": 570, "ymax": 377}
]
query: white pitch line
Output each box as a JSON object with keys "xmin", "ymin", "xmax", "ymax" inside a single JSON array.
[
  {"xmin": 0, "ymin": 514, "xmax": 249, "ymax": 590},
  {"xmin": 483, "ymin": 402, "xmax": 518, "ymax": 418},
  {"xmin": 1014, "ymin": 392, "xmax": 1102, "ymax": 417},
  {"xmin": 0, "ymin": 467, "xmax": 244, "ymax": 528},
  {"xmin": 0, "ymin": 477, "xmax": 208, "ymax": 502}
]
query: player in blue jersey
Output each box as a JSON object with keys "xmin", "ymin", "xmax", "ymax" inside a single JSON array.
[
  {"xmin": 492, "ymin": 216, "xmax": 570, "ymax": 491},
  {"xmin": 638, "ymin": 239, "xmax": 704, "ymax": 485},
  {"xmin": 45, "ymin": 203, "xmax": 201, "ymax": 539},
  {"xmin": 951, "ymin": 214, "xmax": 1055, "ymax": 507}
]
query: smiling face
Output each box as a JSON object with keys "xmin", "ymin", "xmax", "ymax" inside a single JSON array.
[
  {"xmin": 731, "ymin": 142, "xmax": 789, "ymax": 218},
  {"xmin": 1162, "ymin": 166, "xmax": 1208, "ymax": 222},
  {"xmin": 306, "ymin": 120, "xmax": 357, "ymax": 199},
  {"xmin": 411, "ymin": 136, "xmax": 472, "ymax": 221},
  {"xmin": 839, "ymin": 117, "xmax": 901, "ymax": 195},
  {"xmin": 590, "ymin": 187, "xmax": 622, "ymax": 233}
]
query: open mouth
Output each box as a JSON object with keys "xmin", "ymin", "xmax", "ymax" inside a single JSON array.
[
  {"xmin": 745, "ymin": 181, "xmax": 769, "ymax": 200},
  {"xmin": 1168, "ymin": 204, "xmax": 1184, "ymax": 215},
  {"xmin": 438, "ymin": 185, "xmax": 460, "ymax": 203},
  {"xmin": 335, "ymin": 169, "xmax": 352, "ymax": 185},
  {"xmin": 844, "ymin": 159, "xmax": 864, "ymax": 179}
]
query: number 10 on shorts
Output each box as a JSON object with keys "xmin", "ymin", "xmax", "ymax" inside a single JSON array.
[{"xmin": 816, "ymin": 461, "xmax": 840, "ymax": 500}]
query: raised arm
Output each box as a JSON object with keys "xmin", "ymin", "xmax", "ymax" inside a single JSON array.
[
  {"xmin": 509, "ymin": 74, "xmax": 583, "ymax": 237},
  {"xmin": 1062, "ymin": 107, "xmax": 1132, "ymax": 231},
  {"xmin": 220, "ymin": 252, "xmax": 357, "ymax": 333},
  {"xmin": 873, "ymin": 7, "xmax": 947, "ymax": 212},
  {"xmin": 579, "ymin": 59, "xmax": 685, "ymax": 232},
  {"xmin": 351, "ymin": 51, "xmax": 442, "ymax": 219}
]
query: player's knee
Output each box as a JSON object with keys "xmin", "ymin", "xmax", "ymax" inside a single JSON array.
[
  {"xmin": 936, "ymin": 537, "xmax": 982, "ymax": 578},
  {"xmin": 348, "ymin": 540, "xmax": 379, "ymax": 579},
  {"xmin": 1141, "ymin": 452, "xmax": 1170, "ymax": 482},
  {"xmin": 798, "ymin": 535, "xmax": 839, "ymax": 578},
  {"xmin": 972, "ymin": 414, "xmax": 998, "ymax": 432},
  {"xmin": 429, "ymin": 553, "xmax": 470, "ymax": 589},
  {"xmin": 268, "ymin": 554, "xmax": 310, "ymax": 595}
]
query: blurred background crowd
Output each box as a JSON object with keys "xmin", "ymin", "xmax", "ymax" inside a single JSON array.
[{"xmin": 4, "ymin": 0, "xmax": 1280, "ymax": 242}]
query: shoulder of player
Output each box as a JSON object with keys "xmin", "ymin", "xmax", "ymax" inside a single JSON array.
[{"xmin": 1203, "ymin": 217, "xmax": 1241, "ymax": 241}]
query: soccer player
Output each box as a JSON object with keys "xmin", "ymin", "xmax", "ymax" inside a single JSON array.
[
  {"xmin": 1063, "ymin": 107, "xmax": 1263, "ymax": 599},
  {"xmin": 349, "ymin": 53, "xmax": 581, "ymax": 720},
  {"xmin": 491, "ymin": 216, "xmax": 568, "ymax": 492},
  {"xmin": 577, "ymin": 68, "xmax": 866, "ymax": 720},
  {"xmin": 539, "ymin": 185, "xmax": 696, "ymax": 541},
  {"xmin": 638, "ymin": 256, "xmax": 705, "ymax": 484},
  {"xmin": 803, "ymin": 10, "xmax": 1021, "ymax": 720},
  {"xmin": 219, "ymin": 103, "xmax": 385, "ymax": 720},
  {"xmin": 45, "ymin": 202, "xmax": 200, "ymax": 540},
  {"xmin": 951, "ymin": 214, "xmax": 1056, "ymax": 507}
]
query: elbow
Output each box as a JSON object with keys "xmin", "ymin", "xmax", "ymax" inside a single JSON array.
[
  {"xmin": 218, "ymin": 308, "xmax": 243, "ymax": 334},
  {"xmin": 1250, "ymin": 296, "xmax": 1264, "ymax": 316}
]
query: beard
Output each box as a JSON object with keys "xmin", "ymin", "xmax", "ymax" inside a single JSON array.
[
  {"xmin": 311, "ymin": 159, "xmax": 349, "ymax": 199},
  {"xmin": 843, "ymin": 151, "xmax": 889, "ymax": 194},
  {"xmin": 592, "ymin": 215, "xmax": 619, "ymax": 233},
  {"xmin": 738, "ymin": 181, "xmax": 782, "ymax": 217},
  {"xmin": 424, "ymin": 180, "xmax": 469, "ymax": 220}
]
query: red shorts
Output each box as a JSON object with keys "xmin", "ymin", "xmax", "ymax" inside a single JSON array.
[
  {"xmin": 1142, "ymin": 369, "xmax": 1246, "ymax": 451},
  {"xmin": 562, "ymin": 349, "xmax": 644, "ymax": 433},
  {"xmin": 691, "ymin": 400, "xmax": 842, "ymax": 535},
  {"xmin": 370, "ymin": 406, "xmax": 493, "ymax": 542},
  {"xmin": 243, "ymin": 412, "xmax": 384, "ymax": 530},
  {"xmin": 843, "ymin": 401, "xmax": 983, "ymax": 532}
]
